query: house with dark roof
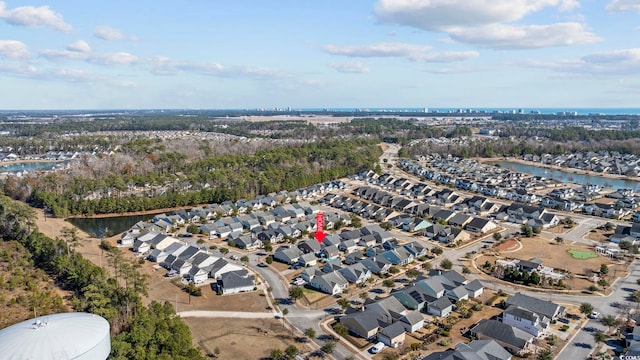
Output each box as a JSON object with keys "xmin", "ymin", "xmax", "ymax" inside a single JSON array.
[
  {"xmin": 502, "ymin": 306, "xmax": 550, "ymax": 337},
  {"xmin": 361, "ymin": 255, "xmax": 392, "ymax": 274},
  {"xmin": 378, "ymin": 322, "xmax": 406, "ymax": 348},
  {"xmin": 339, "ymin": 310, "xmax": 380, "ymax": 339},
  {"xmin": 470, "ymin": 319, "xmax": 534, "ymax": 355},
  {"xmin": 217, "ymin": 270, "xmax": 254, "ymax": 295},
  {"xmin": 338, "ymin": 262, "xmax": 371, "ymax": 284},
  {"xmin": 423, "ymin": 340, "xmax": 512, "ymax": 360},
  {"xmin": 465, "ymin": 217, "xmax": 498, "ymax": 234},
  {"xmin": 505, "ymin": 293, "xmax": 565, "ymax": 321},
  {"xmin": 209, "ymin": 258, "xmax": 244, "ymax": 279}
]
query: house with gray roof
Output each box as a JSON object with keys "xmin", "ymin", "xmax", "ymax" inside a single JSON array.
[
  {"xmin": 361, "ymin": 255, "xmax": 392, "ymax": 275},
  {"xmin": 338, "ymin": 262, "xmax": 371, "ymax": 284},
  {"xmin": 502, "ymin": 306, "xmax": 550, "ymax": 337},
  {"xmin": 428, "ymin": 296, "xmax": 453, "ymax": 317},
  {"xmin": 187, "ymin": 266, "xmax": 208, "ymax": 285},
  {"xmin": 308, "ymin": 271, "xmax": 348, "ymax": 295},
  {"xmin": 470, "ymin": 319, "xmax": 534, "ymax": 355},
  {"xmin": 298, "ymin": 252, "xmax": 318, "ymax": 267},
  {"xmin": 209, "ymin": 258, "xmax": 244, "ymax": 279},
  {"xmin": 274, "ymin": 247, "xmax": 303, "ymax": 265},
  {"xmin": 424, "ymin": 340, "xmax": 512, "ymax": 360},
  {"xmin": 378, "ymin": 322, "xmax": 406, "ymax": 348},
  {"xmin": 505, "ymin": 293, "xmax": 565, "ymax": 320},
  {"xmin": 339, "ymin": 310, "xmax": 380, "ymax": 340},
  {"xmin": 217, "ymin": 270, "xmax": 254, "ymax": 295}
]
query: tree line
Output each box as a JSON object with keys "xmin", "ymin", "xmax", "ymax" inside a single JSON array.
[
  {"xmin": 7, "ymin": 139, "xmax": 381, "ymax": 216},
  {"xmin": 0, "ymin": 195, "xmax": 205, "ymax": 359}
]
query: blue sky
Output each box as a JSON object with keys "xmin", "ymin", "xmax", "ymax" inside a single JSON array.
[{"xmin": 0, "ymin": 0, "xmax": 639, "ymax": 109}]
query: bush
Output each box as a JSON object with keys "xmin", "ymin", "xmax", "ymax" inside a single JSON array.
[{"xmin": 560, "ymin": 325, "xmax": 569, "ymax": 332}]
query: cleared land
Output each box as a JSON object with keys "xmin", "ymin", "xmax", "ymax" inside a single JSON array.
[
  {"xmin": 187, "ymin": 317, "xmax": 303, "ymax": 359},
  {"xmin": 477, "ymin": 235, "xmax": 625, "ymax": 292}
]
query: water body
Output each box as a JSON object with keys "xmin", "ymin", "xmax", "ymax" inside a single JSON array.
[
  {"xmin": 67, "ymin": 213, "xmax": 157, "ymax": 237},
  {"xmin": 0, "ymin": 161, "xmax": 60, "ymax": 173},
  {"xmin": 494, "ymin": 161, "xmax": 640, "ymax": 191}
]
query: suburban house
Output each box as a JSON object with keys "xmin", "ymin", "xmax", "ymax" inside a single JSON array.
[
  {"xmin": 339, "ymin": 296, "xmax": 422, "ymax": 347},
  {"xmin": 465, "ymin": 217, "xmax": 498, "ymax": 234},
  {"xmin": 377, "ymin": 322, "xmax": 406, "ymax": 348},
  {"xmin": 209, "ymin": 258, "xmax": 244, "ymax": 279},
  {"xmin": 338, "ymin": 263, "xmax": 371, "ymax": 284},
  {"xmin": 424, "ymin": 340, "xmax": 512, "ymax": 360},
  {"xmin": 504, "ymin": 293, "xmax": 566, "ymax": 321},
  {"xmin": 273, "ymin": 247, "xmax": 303, "ymax": 265},
  {"xmin": 217, "ymin": 270, "xmax": 254, "ymax": 295},
  {"xmin": 470, "ymin": 319, "xmax": 535, "ymax": 355},
  {"xmin": 308, "ymin": 271, "xmax": 349, "ymax": 295},
  {"xmin": 502, "ymin": 306, "xmax": 550, "ymax": 337},
  {"xmin": 230, "ymin": 235, "xmax": 262, "ymax": 250}
]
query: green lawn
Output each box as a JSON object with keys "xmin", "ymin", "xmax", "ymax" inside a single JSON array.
[{"xmin": 567, "ymin": 249, "xmax": 598, "ymax": 259}]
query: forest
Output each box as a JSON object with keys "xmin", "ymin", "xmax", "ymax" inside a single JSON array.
[
  {"xmin": 0, "ymin": 195, "xmax": 204, "ymax": 359},
  {"xmin": 5, "ymin": 139, "xmax": 381, "ymax": 216}
]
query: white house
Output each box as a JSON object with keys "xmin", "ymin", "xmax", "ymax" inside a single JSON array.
[
  {"xmin": 309, "ymin": 272, "xmax": 348, "ymax": 295},
  {"xmin": 502, "ymin": 306, "xmax": 549, "ymax": 337}
]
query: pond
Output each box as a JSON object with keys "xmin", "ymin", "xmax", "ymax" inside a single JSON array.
[
  {"xmin": 493, "ymin": 161, "xmax": 640, "ymax": 191},
  {"xmin": 0, "ymin": 161, "xmax": 62, "ymax": 173},
  {"xmin": 67, "ymin": 213, "xmax": 158, "ymax": 237}
]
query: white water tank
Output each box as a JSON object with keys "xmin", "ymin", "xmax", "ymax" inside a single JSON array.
[{"xmin": 0, "ymin": 312, "xmax": 110, "ymax": 360}]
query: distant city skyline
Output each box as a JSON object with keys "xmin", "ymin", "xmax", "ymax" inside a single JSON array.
[{"xmin": 0, "ymin": 1, "xmax": 639, "ymax": 110}]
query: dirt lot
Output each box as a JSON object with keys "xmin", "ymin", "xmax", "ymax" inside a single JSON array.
[
  {"xmin": 187, "ymin": 317, "xmax": 306, "ymax": 359},
  {"xmin": 477, "ymin": 235, "xmax": 626, "ymax": 291}
]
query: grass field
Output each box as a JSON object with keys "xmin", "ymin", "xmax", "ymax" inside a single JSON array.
[{"xmin": 567, "ymin": 249, "xmax": 598, "ymax": 259}]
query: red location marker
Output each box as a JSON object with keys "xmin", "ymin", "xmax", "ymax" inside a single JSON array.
[{"xmin": 314, "ymin": 212, "xmax": 326, "ymax": 244}]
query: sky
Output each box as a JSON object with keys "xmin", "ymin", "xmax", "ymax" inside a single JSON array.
[{"xmin": 0, "ymin": 0, "xmax": 639, "ymax": 110}]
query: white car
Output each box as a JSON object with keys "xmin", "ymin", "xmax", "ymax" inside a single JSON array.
[
  {"xmin": 589, "ymin": 311, "xmax": 600, "ymax": 319},
  {"xmin": 370, "ymin": 342, "xmax": 385, "ymax": 354}
]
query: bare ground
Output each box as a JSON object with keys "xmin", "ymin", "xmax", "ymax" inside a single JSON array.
[{"xmin": 477, "ymin": 235, "xmax": 626, "ymax": 291}]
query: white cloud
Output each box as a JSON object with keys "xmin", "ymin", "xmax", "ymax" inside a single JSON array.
[
  {"xmin": 88, "ymin": 52, "xmax": 138, "ymax": 65},
  {"xmin": 94, "ymin": 25, "xmax": 137, "ymax": 41},
  {"xmin": 0, "ymin": 1, "xmax": 71, "ymax": 32},
  {"xmin": 606, "ymin": 0, "xmax": 640, "ymax": 12},
  {"xmin": 373, "ymin": 0, "xmax": 595, "ymax": 49},
  {"xmin": 67, "ymin": 40, "xmax": 91, "ymax": 53},
  {"xmin": 40, "ymin": 49, "xmax": 87, "ymax": 61},
  {"xmin": 449, "ymin": 23, "xmax": 599, "ymax": 49},
  {"xmin": 374, "ymin": 0, "xmax": 579, "ymax": 31},
  {"xmin": 415, "ymin": 51, "xmax": 479, "ymax": 62},
  {"xmin": 0, "ymin": 39, "xmax": 29, "ymax": 59},
  {"xmin": 583, "ymin": 48, "xmax": 640, "ymax": 65},
  {"xmin": 0, "ymin": 62, "xmax": 37, "ymax": 76},
  {"xmin": 148, "ymin": 56, "xmax": 282, "ymax": 79},
  {"xmin": 329, "ymin": 61, "xmax": 370, "ymax": 73},
  {"xmin": 41, "ymin": 46, "xmax": 138, "ymax": 65},
  {"xmin": 527, "ymin": 48, "xmax": 640, "ymax": 75},
  {"xmin": 322, "ymin": 42, "xmax": 478, "ymax": 62},
  {"xmin": 52, "ymin": 68, "xmax": 99, "ymax": 82},
  {"xmin": 323, "ymin": 42, "xmax": 432, "ymax": 59}
]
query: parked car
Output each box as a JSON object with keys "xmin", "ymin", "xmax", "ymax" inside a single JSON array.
[
  {"xmin": 589, "ymin": 311, "xmax": 600, "ymax": 319},
  {"xmin": 370, "ymin": 342, "xmax": 385, "ymax": 354}
]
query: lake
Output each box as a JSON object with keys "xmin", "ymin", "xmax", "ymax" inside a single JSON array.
[
  {"xmin": 67, "ymin": 213, "xmax": 157, "ymax": 237},
  {"xmin": 0, "ymin": 161, "xmax": 61, "ymax": 173},
  {"xmin": 494, "ymin": 161, "xmax": 640, "ymax": 191}
]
